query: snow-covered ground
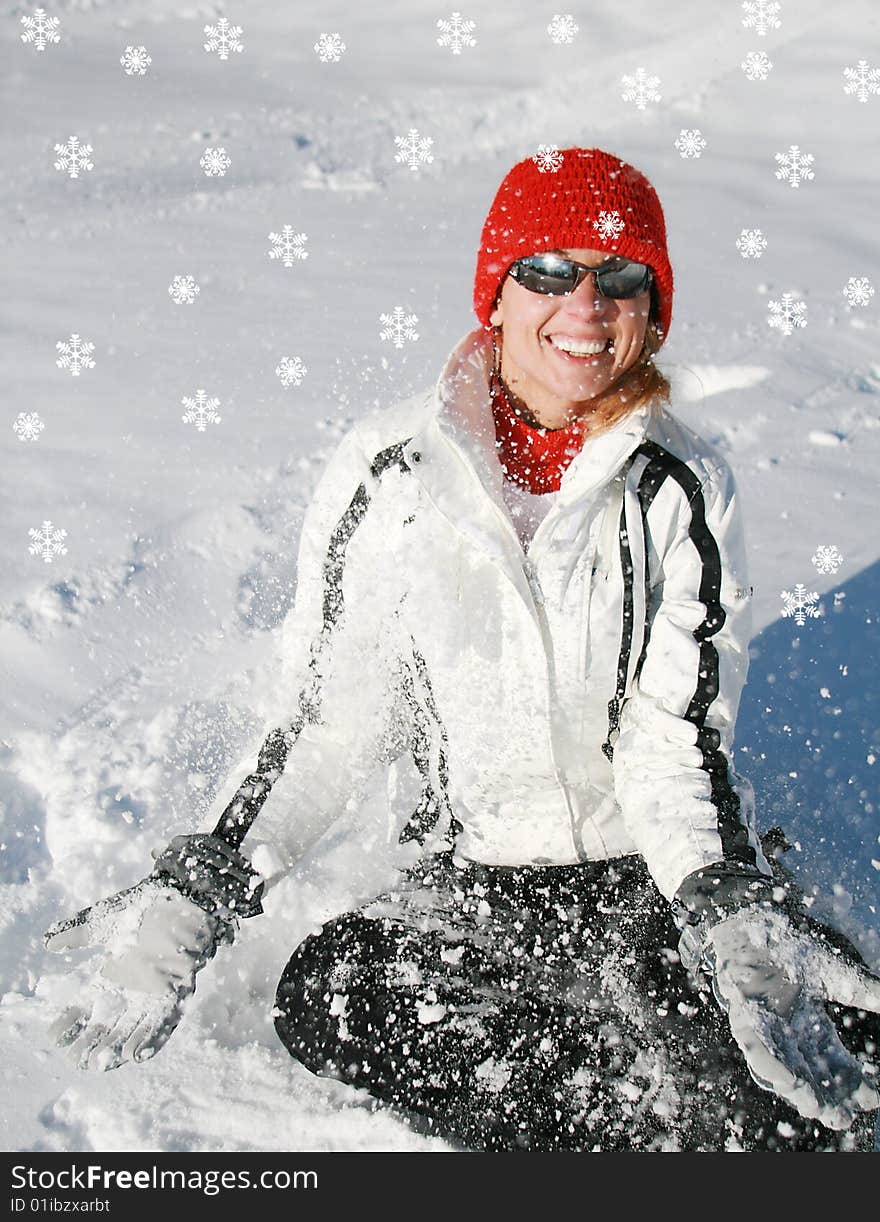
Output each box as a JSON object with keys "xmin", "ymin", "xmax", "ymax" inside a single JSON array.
[{"xmin": 1, "ymin": 0, "xmax": 878, "ymax": 1151}]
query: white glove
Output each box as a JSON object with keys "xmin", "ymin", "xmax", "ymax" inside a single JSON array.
[
  {"xmin": 700, "ymin": 906, "xmax": 880, "ymax": 1130},
  {"xmin": 45, "ymin": 879, "xmax": 226, "ymax": 1071}
]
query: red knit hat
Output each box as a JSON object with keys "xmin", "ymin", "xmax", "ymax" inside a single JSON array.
[{"xmin": 473, "ymin": 147, "xmax": 674, "ymax": 344}]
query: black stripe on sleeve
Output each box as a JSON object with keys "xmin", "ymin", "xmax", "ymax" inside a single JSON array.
[
  {"xmin": 624, "ymin": 440, "xmax": 757, "ymax": 869},
  {"xmin": 213, "ymin": 439, "xmax": 413, "ymax": 848}
]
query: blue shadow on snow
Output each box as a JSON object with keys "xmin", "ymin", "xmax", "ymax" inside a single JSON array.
[{"xmin": 735, "ymin": 560, "xmax": 880, "ymax": 941}]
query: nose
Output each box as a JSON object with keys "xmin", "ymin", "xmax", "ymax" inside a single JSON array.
[{"xmin": 561, "ymin": 270, "xmax": 607, "ymax": 312}]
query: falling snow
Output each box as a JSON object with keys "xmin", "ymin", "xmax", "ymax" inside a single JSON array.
[
  {"xmin": 811, "ymin": 545, "xmax": 844, "ymax": 575},
  {"xmin": 780, "ymin": 583, "xmax": 820, "ymax": 626},
  {"xmin": 276, "ymin": 357, "xmax": 308, "ymax": 388},
  {"xmin": 674, "ymin": 129, "xmax": 706, "ymax": 159},
  {"xmin": 741, "ymin": 1, "xmax": 782, "ymax": 37},
  {"xmin": 394, "ymin": 129, "xmax": 434, "ymax": 172},
  {"xmin": 120, "ymin": 46, "xmax": 151, "ymax": 76},
  {"xmin": 774, "ymin": 145, "xmax": 814, "ymax": 188},
  {"xmin": 53, "ymin": 136, "xmax": 94, "ymax": 179},
  {"xmin": 204, "ymin": 18, "xmax": 243, "ymax": 60},
  {"xmin": 314, "ymin": 33, "xmax": 346, "ymax": 63},
  {"xmin": 843, "ymin": 277, "xmax": 874, "ymax": 307},
  {"xmin": 168, "ymin": 275, "xmax": 200, "ymax": 305},
  {"xmin": 56, "ymin": 333, "xmax": 96, "ymax": 376},
  {"xmin": 13, "ymin": 412, "xmax": 45, "ymax": 442},
  {"xmin": 268, "ymin": 227, "xmax": 309, "ymax": 267},
  {"xmin": 533, "ymin": 144, "xmax": 564, "ymax": 173},
  {"xmin": 767, "ymin": 295, "xmax": 807, "ymax": 336},
  {"xmin": 741, "ymin": 51, "xmax": 773, "ymax": 80},
  {"xmin": 200, "ymin": 147, "xmax": 231, "ymax": 177},
  {"xmin": 379, "ymin": 307, "xmax": 419, "ymax": 348},
  {"xmin": 9, "ymin": 0, "xmax": 880, "ymax": 1157},
  {"xmin": 28, "ymin": 521, "xmax": 68, "ymax": 564},
  {"xmin": 547, "ymin": 15, "xmax": 579, "ymax": 44},
  {"xmin": 593, "ymin": 211, "xmax": 625, "ymax": 241},
  {"xmin": 20, "ymin": 8, "xmax": 61, "ymax": 51},
  {"xmin": 436, "ymin": 12, "xmax": 477, "ymax": 55},
  {"xmin": 181, "ymin": 390, "xmax": 221, "ymax": 432},
  {"xmin": 843, "ymin": 60, "xmax": 880, "ymax": 103},
  {"xmin": 621, "ymin": 68, "xmax": 661, "ymax": 110},
  {"xmin": 736, "ymin": 228, "xmax": 767, "ymax": 258}
]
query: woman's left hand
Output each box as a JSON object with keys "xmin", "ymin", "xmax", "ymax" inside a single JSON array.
[{"xmin": 702, "ymin": 907, "xmax": 880, "ymax": 1130}]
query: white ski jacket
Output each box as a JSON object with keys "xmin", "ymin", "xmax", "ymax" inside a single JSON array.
[{"xmin": 203, "ymin": 327, "xmax": 770, "ymax": 903}]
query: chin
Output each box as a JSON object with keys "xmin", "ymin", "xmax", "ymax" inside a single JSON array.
[{"xmin": 564, "ymin": 375, "xmax": 614, "ymax": 398}]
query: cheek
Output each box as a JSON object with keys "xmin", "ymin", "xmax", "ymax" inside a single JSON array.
[{"xmin": 500, "ymin": 281, "xmax": 557, "ymax": 329}]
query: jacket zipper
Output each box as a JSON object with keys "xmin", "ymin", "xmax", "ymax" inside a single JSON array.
[
  {"xmin": 522, "ymin": 555, "xmax": 585, "ymax": 861},
  {"xmin": 431, "ymin": 432, "xmax": 587, "ymax": 861}
]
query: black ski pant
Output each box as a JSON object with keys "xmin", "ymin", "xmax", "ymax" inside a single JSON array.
[{"xmin": 274, "ymin": 851, "xmax": 877, "ymax": 1151}]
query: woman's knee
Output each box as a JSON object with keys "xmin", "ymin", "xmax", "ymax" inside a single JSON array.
[{"xmin": 272, "ymin": 911, "xmax": 383, "ymax": 1070}]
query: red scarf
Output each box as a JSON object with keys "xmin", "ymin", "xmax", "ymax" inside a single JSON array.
[{"xmin": 490, "ymin": 375, "xmax": 587, "ymax": 494}]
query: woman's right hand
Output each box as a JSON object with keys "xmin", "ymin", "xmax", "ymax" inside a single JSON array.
[{"xmin": 44, "ymin": 879, "xmax": 227, "ymax": 1071}]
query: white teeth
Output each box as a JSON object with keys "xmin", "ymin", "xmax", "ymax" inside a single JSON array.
[{"xmin": 547, "ymin": 335, "xmax": 608, "ymax": 356}]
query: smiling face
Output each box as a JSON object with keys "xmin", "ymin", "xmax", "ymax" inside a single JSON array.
[{"xmin": 488, "ymin": 247, "xmax": 652, "ymax": 430}]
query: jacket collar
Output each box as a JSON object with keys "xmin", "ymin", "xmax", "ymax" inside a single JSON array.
[
  {"xmin": 404, "ymin": 329, "xmax": 655, "ymax": 609},
  {"xmin": 411, "ymin": 327, "xmax": 653, "ymax": 513}
]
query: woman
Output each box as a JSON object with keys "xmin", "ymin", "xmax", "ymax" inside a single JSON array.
[{"xmin": 46, "ymin": 148, "xmax": 880, "ymax": 1152}]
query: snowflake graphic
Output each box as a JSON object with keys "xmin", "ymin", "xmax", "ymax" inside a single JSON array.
[
  {"xmin": 120, "ymin": 46, "xmax": 151, "ymax": 76},
  {"xmin": 780, "ymin": 583, "xmax": 820, "ymax": 627},
  {"xmin": 736, "ymin": 228, "xmax": 767, "ymax": 258},
  {"xmin": 593, "ymin": 211, "xmax": 625, "ymax": 241},
  {"xmin": 767, "ymin": 295, "xmax": 806, "ymax": 336},
  {"xmin": 547, "ymin": 15, "xmax": 579, "ymax": 44},
  {"xmin": 843, "ymin": 60, "xmax": 880, "ymax": 103},
  {"xmin": 775, "ymin": 145, "xmax": 814, "ymax": 188},
  {"xmin": 394, "ymin": 128, "xmax": 434, "ymax": 172},
  {"xmin": 741, "ymin": 1, "xmax": 782, "ymax": 37},
  {"xmin": 182, "ymin": 390, "xmax": 221, "ymax": 432},
  {"xmin": 268, "ymin": 227, "xmax": 309, "ymax": 267},
  {"xmin": 533, "ymin": 144, "xmax": 564, "ymax": 173},
  {"xmin": 28, "ymin": 521, "xmax": 68, "ymax": 564},
  {"xmin": 811, "ymin": 545, "xmax": 843, "ymax": 575},
  {"xmin": 674, "ymin": 129, "xmax": 706, "ymax": 159},
  {"xmin": 20, "ymin": 8, "xmax": 61, "ymax": 50},
  {"xmin": 13, "ymin": 412, "xmax": 45, "ymax": 442},
  {"xmin": 843, "ymin": 276, "xmax": 875, "ymax": 308},
  {"xmin": 314, "ymin": 33, "xmax": 346, "ymax": 63},
  {"xmin": 436, "ymin": 12, "xmax": 477, "ymax": 55},
  {"xmin": 168, "ymin": 275, "xmax": 201, "ymax": 305},
  {"xmin": 276, "ymin": 357, "xmax": 308, "ymax": 388},
  {"xmin": 54, "ymin": 136, "xmax": 94, "ymax": 179},
  {"xmin": 741, "ymin": 51, "xmax": 773, "ymax": 81},
  {"xmin": 200, "ymin": 147, "xmax": 231, "ymax": 177},
  {"xmin": 56, "ymin": 333, "xmax": 96, "ymax": 376},
  {"xmin": 621, "ymin": 68, "xmax": 661, "ymax": 110},
  {"xmin": 379, "ymin": 307, "xmax": 419, "ymax": 349},
  {"xmin": 204, "ymin": 17, "xmax": 243, "ymax": 60}
]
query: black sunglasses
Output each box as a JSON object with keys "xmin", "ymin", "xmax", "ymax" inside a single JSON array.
[{"xmin": 507, "ymin": 253, "xmax": 653, "ymax": 301}]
